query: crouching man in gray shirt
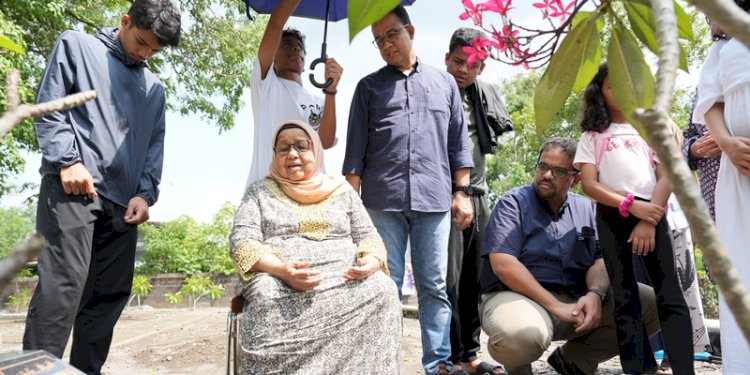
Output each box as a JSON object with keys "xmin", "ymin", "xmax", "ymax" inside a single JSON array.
[{"xmin": 23, "ymin": 1, "xmax": 181, "ymax": 373}]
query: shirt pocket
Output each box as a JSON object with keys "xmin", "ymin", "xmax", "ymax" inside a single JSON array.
[{"xmin": 569, "ymin": 229, "xmax": 596, "ymax": 270}]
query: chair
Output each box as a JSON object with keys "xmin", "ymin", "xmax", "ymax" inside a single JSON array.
[{"xmin": 226, "ymin": 295, "xmax": 245, "ymax": 375}]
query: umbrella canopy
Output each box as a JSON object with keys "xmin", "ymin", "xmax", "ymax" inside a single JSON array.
[
  {"xmin": 245, "ymin": 0, "xmax": 416, "ymax": 21},
  {"xmin": 244, "ymin": 0, "xmax": 417, "ymax": 88}
]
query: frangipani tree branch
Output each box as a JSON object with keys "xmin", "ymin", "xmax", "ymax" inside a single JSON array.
[
  {"xmin": 0, "ymin": 234, "xmax": 45, "ymax": 292},
  {"xmin": 0, "ymin": 69, "xmax": 97, "ymax": 139},
  {"xmin": 0, "ymin": 68, "xmax": 96, "ymax": 288},
  {"xmin": 634, "ymin": 0, "xmax": 750, "ymax": 344}
]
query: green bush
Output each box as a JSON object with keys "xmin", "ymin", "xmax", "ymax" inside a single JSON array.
[
  {"xmin": 128, "ymin": 275, "xmax": 153, "ymax": 307},
  {"xmin": 694, "ymin": 247, "xmax": 719, "ymax": 319},
  {"xmin": 6, "ymin": 287, "xmax": 31, "ymax": 312},
  {"xmin": 164, "ymin": 275, "xmax": 225, "ymax": 310},
  {"xmin": 0, "ymin": 205, "xmax": 35, "ymax": 259},
  {"xmin": 137, "ymin": 203, "xmax": 235, "ymax": 275}
]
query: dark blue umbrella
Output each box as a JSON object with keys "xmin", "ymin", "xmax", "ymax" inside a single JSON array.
[{"xmin": 244, "ymin": 0, "xmax": 416, "ymax": 88}]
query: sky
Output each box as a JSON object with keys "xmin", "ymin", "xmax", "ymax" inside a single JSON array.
[{"xmin": 1, "ymin": 0, "xmax": 698, "ymax": 223}]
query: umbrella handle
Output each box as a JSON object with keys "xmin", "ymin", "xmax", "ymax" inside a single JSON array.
[
  {"xmin": 309, "ymin": 43, "xmax": 333, "ymax": 89},
  {"xmin": 309, "ymin": 58, "xmax": 333, "ymax": 89}
]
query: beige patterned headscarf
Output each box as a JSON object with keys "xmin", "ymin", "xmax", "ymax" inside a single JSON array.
[{"xmin": 268, "ymin": 120, "xmax": 348, "ymax": 204}]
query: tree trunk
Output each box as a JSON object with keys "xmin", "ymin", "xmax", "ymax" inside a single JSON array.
[{"xmin": 634, "ymin": 0, "xmax": 750, "ymax": 344}]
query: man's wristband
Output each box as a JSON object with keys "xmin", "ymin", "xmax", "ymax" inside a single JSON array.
[
  {"xmin": 587, "ymin": 288, "xmax": 606, "ymax": 302},
  {"xmin": 323, "ymin": 88, "xmax": 337, "ymax": 96}
]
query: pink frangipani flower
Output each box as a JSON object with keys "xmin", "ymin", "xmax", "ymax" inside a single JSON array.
[
  {"xmin": 532, "ymin": 0, "xmax": 554, "ymax": 19},
  {"xmin": 459, "ymin": 0, "xmax": 484, "ymax": 25},
  {"xmin": 548, "ymin": 0, "xmax": 576, "ymax": 22},
  {"xmin": 481, "ymin": 0, "xmax": 513, "ymax": 16},
  {"xmin": 462, "ymin": 36, "xmax": 493, "ymax": 67}
]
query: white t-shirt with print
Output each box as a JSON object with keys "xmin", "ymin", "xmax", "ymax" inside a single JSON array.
[
  {"xmin": 574, "ymin": 122, "xmax": 657, "ymax": 200},
  {"xmin": 246, "ymin": 58, "xmax": 324, "ymax": 186}
]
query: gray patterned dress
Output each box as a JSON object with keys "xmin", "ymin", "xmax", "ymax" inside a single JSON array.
[{"xmin": 230, "ymin": 178, "xmax": 402, "ymax": 374}]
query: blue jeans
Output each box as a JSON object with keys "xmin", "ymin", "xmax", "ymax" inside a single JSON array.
[{"xmin": 367, "ymin": 209, "xmax": 452, "ymax": 375}]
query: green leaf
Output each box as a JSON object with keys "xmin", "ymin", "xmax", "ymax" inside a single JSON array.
[
  {"xmin": 534, "ymin": 12, "xmax": 601, "ymax": 133},
  {"xmin": 608, "ymin": 20, "xmax": 656, "ymax": 123},
  {"xmin": 624, "ymin": 1, "xmax": 658, "ymax": 54},
  {"xmin": 572, "ymin": 24, "xmax": 602, "ymax": 93},
  {"xmin": 678, "ymin": 42, "xmax": 689, "ymax": 72},
  {"xmin": 348, "ymin": 0, "xmax": 401, "ymax": 42},
  {"xmin": 624, "ymin": 0, "xmax": 688, "ymax": 72},
  {"xmin": 0, "ymin": 34, "xmax": 25, "ymax": 54},
  {"xmin": 674, "ymin": 1, "xmax": 695, "ymax": 41}
]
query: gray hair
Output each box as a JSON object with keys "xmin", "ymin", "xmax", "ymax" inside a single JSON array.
[{"xmin": 538, "ymin": 137, "xmax": 578, "ymax": 161}]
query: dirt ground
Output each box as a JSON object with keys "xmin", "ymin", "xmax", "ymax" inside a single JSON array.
[{"xmin": 0, "ymin": 307, "xmax": 722, "ymax": 374}]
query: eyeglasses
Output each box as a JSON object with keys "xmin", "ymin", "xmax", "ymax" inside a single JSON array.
[
  {"xmin": 372, "ymin": 24, "xmax": 410, "ymax": 49},
  {"xmin": 536, "ymin": 162, "xmax": 578, "ymax": 178},
  {"xmin": 274, "ymin": 140, "xmax": 312, "ymax": 156}
]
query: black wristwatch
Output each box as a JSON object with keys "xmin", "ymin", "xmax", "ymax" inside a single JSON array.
[
  {"xmin": 453, "ymin": 185, "xmax": 474, "ymax": 195},
  {"xmin": 587, "ymin": 288, "xmax": 607, "ymax": 302}
]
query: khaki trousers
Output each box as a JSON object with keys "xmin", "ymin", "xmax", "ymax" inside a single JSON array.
[{"xmin": 479, "ymin": 283, "xmax": 659, "ymax": 375}]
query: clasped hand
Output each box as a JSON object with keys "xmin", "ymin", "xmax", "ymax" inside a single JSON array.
[
  {"xmin": 343, "ymin": 255, "xmax": 381, "ymax": 282},
  {"xmin": 279, "ymin": 255, "xmax": 380, "ymax": 292},
  {"xmin": 627, "ymin": 200, "xmax": 664, "ymax": 225},
  {"xmin": 725, "ymin": 136, "xmax": 750, "ymax": 176},
  {"xmin": 552, "ymin": 294, "xmax": 602, "ymax": 333},
  {"xmin": 451, "ymin": 193, "xmax": 473, "ymax": 231}
]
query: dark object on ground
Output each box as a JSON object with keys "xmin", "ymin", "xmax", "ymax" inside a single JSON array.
[{"xmin": 0, "ymin": 350, "xmax": 84, "ymax": 374}]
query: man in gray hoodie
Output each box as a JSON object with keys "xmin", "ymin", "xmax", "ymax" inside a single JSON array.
[{"xmin": 23, "ymin": 1, "xmax": 181, "ymax": 373}]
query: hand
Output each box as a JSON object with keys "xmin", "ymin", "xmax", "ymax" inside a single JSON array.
[
  {"xmin": 691, "ymin": 133, "xmax": 722, "ymax": 159},
  {"xmin": 573, "ymin": 293, "xmax": 602, "ymax": 333},
  {"xmin": 342, "ymin": 255, "xmax": 381, "ymax": 281},
  {"xmin": 124, "ymin": 196, "xmax": 150, "ymax": 225},
  {"xmin": 724, "ymin": 136, "xmax": 750, "ymax": 176},
  {"xmin": 451, "ymin": 192, "xmax": 473, "ymax": 231},
  {"xmin": 627, "ymin": 200, "xmax": 664, "ymax": 225},
  {"xmin": 60, "ymin": 162, "xmax": 97, "ymax": 199},
  {"xmin": 278, "ymin": 261, "xmax": 322, "ymax": 292},
  {"xmin": 324, "ymin": 57, "xmax": 343, "ymax": 90},
  {"xmin": 628, "ymin": 220, "xmax": 656, "ymax": 255},
  {"xmin": 550, "ymin": 301, "xmax": 585, "ymax": 327}
]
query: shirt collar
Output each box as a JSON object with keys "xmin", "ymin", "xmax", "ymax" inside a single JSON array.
[
  {"xmin": 530, "ymin": 183, "xmax": 570, "ymax": 218},
  {"xmin": 386, "ymin": 56, "xmax": 421, "ymax": 74}
]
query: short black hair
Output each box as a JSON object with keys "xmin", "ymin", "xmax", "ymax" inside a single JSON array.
[
  {"xmin": 281, "ymin": 28, "xmax": 306, "ymax": 53},
  {"xmin": 127, "ymin": 0, "xmax": 181, "ymax": 47},
  {"xmin": 538, "ymin": 137, "xmax": 578, "ymax": 161},
  {"xmin": 388, "ymin": 5, "xmax": 411, "ymax": 26},
  {"xmin": 448, "ymin": 28, "xmax": 487, "ymax": 54}
]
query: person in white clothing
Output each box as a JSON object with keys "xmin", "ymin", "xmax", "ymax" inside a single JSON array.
[
  {"xmin": 693, "ymin": 1, "xmax": 750, "ymax": 373},
  {"xmin": 247, "ymin": 0, "xmax": 342, "ymax": 186}
]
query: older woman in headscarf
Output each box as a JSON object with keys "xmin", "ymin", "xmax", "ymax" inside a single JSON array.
[{"xmin": 230, "ymin": 120, "xmax": 402, "ymax": 374}]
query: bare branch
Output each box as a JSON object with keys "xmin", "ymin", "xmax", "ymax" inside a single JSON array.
[
  {"xmin": 0, "ymin": 90, "xmax": 97, "ymax": 139},
  {"xmin": 0, "ymin": 234, "xmax": 46, "ymax": 292},
  {"xmin": 6, "ymin": 69, "xmax": 20, "ymax": 111},
  {"xmin": 690, "ymin": 0, "xmax": 750, "ymax": 49},
  {"xmin": 636, "ymin": 0, "xmax": 750, "ymax": 346},
  {"xmin": 650, "ymin": 0, "xmax": 679, "ymax": 113}
]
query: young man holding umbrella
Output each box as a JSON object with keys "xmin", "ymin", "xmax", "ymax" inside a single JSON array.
[{"xmin": 246, "ymin": 0, "xmax": 343, "ymax": 186}]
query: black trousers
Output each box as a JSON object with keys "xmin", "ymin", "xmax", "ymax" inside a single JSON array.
[
  {"xmin": 596, "ymin": 204, "xmax": 694, "ymax": 375},
  {"xmin": 447, "ymin": 194, "xmax": 490, "ymax": 363},
  {"xmin": 23, "ymin": 175, "xmax": 138, "ymax": 375}
]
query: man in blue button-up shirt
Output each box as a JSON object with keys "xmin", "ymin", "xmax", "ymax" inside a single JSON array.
[
  {"xmin": 342, "ymin": 5, "xmax": 473, "ymax": 375},
  {"xmin": 478, "ymin": 138, "xmax": 659, "ymax": 375}
]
